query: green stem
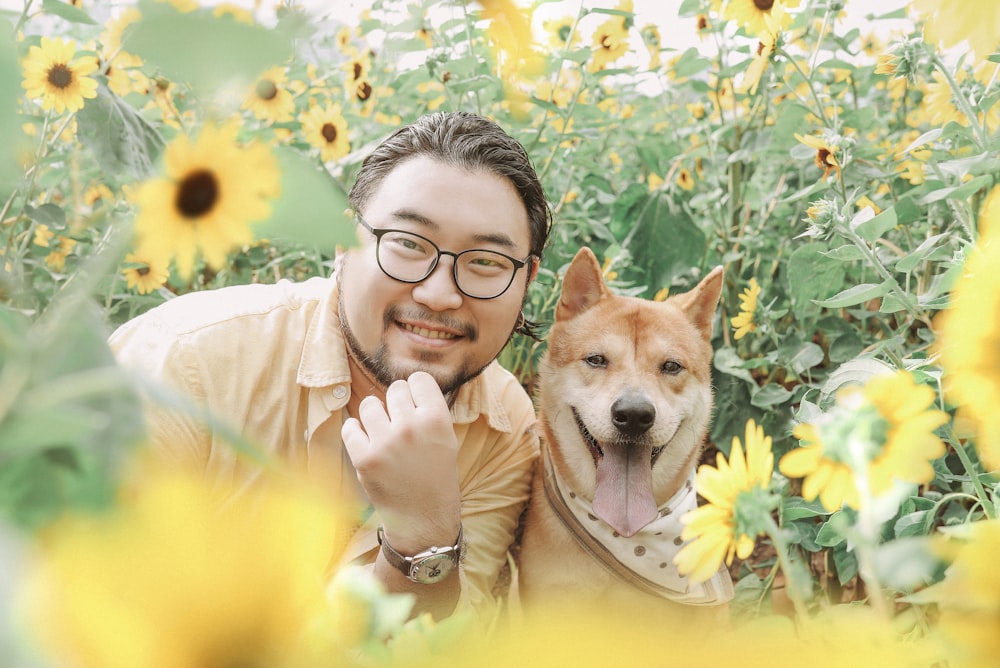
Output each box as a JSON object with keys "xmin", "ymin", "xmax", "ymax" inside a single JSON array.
[
  {"xmin": 762, "ymin": 513, "xmax": 810, "ymax": 619},
  {"xmin": 945, "ymin": 427, "xmax": 996, "ymax": 520},
  {"xmin": 928, "ymin": 50, "xmax": 988, "ymax": 151},
  {"xmin": 778, "ymin": 46, "xmax": 830, "ymax": 129},
  {"xmin": 840, "ymin": 226, "xmax": 921, "ymax": 319}
]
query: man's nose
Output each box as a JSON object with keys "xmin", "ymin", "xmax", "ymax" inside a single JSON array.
[{"xmin": 411, "ymin": 255, "xmax": 463, "ymax": 310}]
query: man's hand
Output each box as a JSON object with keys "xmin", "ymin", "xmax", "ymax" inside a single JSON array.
[{"xmin": 341, "ymin": 371, "xmax": 463, "ymax": 553}]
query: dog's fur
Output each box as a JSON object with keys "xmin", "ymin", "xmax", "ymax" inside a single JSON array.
[{"xmin": 517, "ymin": 247, "xmax": 726, "ymax": 624}]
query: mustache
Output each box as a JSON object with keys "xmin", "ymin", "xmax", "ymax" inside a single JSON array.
[{"xmin": 384, "ymin": 305, "xmax": 478, "ymax": 342}]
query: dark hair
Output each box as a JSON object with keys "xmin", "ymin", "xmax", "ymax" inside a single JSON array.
[{"xmin": 349, "ymin": 112, "xmax": 551, "ymax": 337}]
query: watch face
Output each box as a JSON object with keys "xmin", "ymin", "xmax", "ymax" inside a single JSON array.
[{"xmin": 410, "ymin": 553, "xmax": 457, "ymax": 584}]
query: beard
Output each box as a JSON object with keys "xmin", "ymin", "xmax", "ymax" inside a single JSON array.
[{"xmin": 337, "ymin": 284, "xmax": 508, "ymax": 399}]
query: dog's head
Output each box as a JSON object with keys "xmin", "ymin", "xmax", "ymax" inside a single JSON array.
[{"xmin": 538, "ymin": 247, "xmax": 723, "ymax": 537}]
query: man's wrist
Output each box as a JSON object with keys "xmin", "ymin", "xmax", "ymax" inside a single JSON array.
[{"xmin": 377, "ymin": 524, "xmax": 465, "ymax": 585}]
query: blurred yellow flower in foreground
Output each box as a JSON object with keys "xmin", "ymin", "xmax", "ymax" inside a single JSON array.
[
  {"xmin": 675, "ymin": 419, "xmax": 775, "ymax": 584},
  {"xmin": 133, "ymin": 121, "xmax": 280, "ymax": 279},
  {"xmin": 935, "ymin": 186, "xmax": 1000, "ymax": 469},
  {"xmin": 927, "ymin": 520, "xmax": 1000, "ymax": 668},
  {"xmin": 780, "ymin": 370, "xmax": 948, "ymax": 511},
  {"xmin": 22, "ymin": 466, "xmax": 351, "ymax": 668},
  {"xmin": 911, "ymin": 0, "xmax": 1000, "ymax": 60},
  {"xmin": 21, "ymin": 36, "xmax": 99, "ymax": 114}
]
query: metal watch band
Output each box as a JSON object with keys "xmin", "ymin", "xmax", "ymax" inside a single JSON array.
[{"xmin": 376, "ymin": 525, "xmax": 464, "ymax": 584}]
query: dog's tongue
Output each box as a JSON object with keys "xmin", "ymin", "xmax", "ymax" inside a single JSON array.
[{"xmin": 592, "ymin": 444, "xmax": 658, "ymax": 537}]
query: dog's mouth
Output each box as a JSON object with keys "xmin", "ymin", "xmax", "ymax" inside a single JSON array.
[{"xmin": 572, "ymin": 408, "xmax": 665, "ymax": 467}]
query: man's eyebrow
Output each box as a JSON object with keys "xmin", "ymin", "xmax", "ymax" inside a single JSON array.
[{"xmin": 390, "ymin": 208, "xmax": 520, "ymax": 250}]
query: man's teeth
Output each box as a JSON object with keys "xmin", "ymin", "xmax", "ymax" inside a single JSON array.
[{"xmin": 402, "ymin": 323, "xmax": 458, "ymax": 339}]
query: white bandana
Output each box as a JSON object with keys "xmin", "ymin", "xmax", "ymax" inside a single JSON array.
[{"xmin": 541, "ymin": 445, "xmax": 734, "ymax": 605}]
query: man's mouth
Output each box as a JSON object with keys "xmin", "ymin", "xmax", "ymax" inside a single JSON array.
[
  {"xmin": 572, "ymin": 407, "xmax": 665, "ymax": 467},
  {"xmin": 401, "ymin": 322, "xmax": 460, "ymax": 340}
]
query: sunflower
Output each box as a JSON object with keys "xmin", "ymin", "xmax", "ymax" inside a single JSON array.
[
  {"xmin": 911, "ymin": 0, "xmax": 1000, "ymax": 60},
  {"xmin": 99, "ymin": 7, "xmax": 143, "ymax": 70},
  {"xmin": 21, "ymin": 36, "xmax": 99, "ymax": 114},
  {"xmin": 243, "ymin": 66, "xmax": 295, "ymax": 124},
  {"xmin": 794, "ymin": 132, "xmax": 840, "ymax": 178},
  {"xmin": 44, "ymin": 236, "xmax": 77, "ymax": 271},
  {"xmin": 724, "ymin": 0, "xmax": 793, "ymax": 36},
  {"xmin": 674, "ymin": 419, "xmax": 776, "ymax": 584},
  {"xmin": 730, "ymin": 277, "xmax": 760, "ymax": 340},
  {"xmin": 121, "ymin": 251, "xmax": 169, "ymax": 294},
  {"xmin": 676, "ymin": 167, "xmax": 695, "ymax": 191},
  {"xmin": 588, "ymin": 15, "xmax": 630, "ymax": 72},
  {"xmin": 640, "ymin": 23, "xmax": 661, "ymax": 69},
  {"xmin": 935, "ymin": 187, "xmax": 1000, "ymax": 469},
  {"xmin": 299, "ymin": 102, "xmax": 351, "ymax": 163},
  {"xmin": 544, "ymin": 16, "xmax": 578, "ymax": 49},
  {"xmin": 133, "ymin": 121, "xmax": 280, "ymax": 279},
  {"xmin": 737, "ymin": 7, "xmax": 782, "ymax": 95},
  {"xmin": 780, "ymin": 370, "xmax": 948, "ymax": 511}
]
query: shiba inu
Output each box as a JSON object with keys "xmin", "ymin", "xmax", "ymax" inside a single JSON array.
[{"xmin": 517, "ymin": 247, "xmax": 732, "ymax": 622}]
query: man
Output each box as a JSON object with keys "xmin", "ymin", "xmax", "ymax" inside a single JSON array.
[{"xmin": 109, "ymin": 111, "xmax": 552, "ymax": 621}]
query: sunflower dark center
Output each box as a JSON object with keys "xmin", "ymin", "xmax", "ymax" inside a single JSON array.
[
  {"xmin": 321, "ymin": 123, "xmax": 338, "ymax": 143},
  {"xmin": 558, "ymin": 25, "xmax": 572, "ymax": 41},
  {"xmin": 47, "ymin": 64, "xmax": 73, "ymax": 89},
  {"xmin": 352, "ymin": 62, "xmax": 363, "ymax": 81},
  {"xmin": 754, "ymin": 0, "xmax": 774, "ymax": 10},
  {"xmin": 255, "ymin": 79, "xmax": 278, "ymax": 100},
  {"xmin": 816, "ymin": 149, "xmax": 831, "ymax": 168},
  {"xmin": 175, "ymin": 169, "xmax": 220, "ymax": 219},
  {"xmin": 137, "ymin": 265, "xmax": 151, "ymax": 276},
  {"xmin": 356, "ymin": 81, "xmax": 372, "ymax": 101},
  {"xmin": 600, "ymin": 33, "xmax": 613, "ymax": 49}
]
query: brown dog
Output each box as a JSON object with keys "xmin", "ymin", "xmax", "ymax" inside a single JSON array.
[{"xmin": 517, "ymin": 247, "xmax": 732, "ymax": 624}]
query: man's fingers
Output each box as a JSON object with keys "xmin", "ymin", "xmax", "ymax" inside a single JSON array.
[
  {"xmin": 406, "ymin": 371, "xmax": 449, "ymax": 412},
  {"xmin": 341, "ymin": 416, "xmax": 367, "ymax": 463},
  {"xmin": 385, "ymin": 378, "xmax": 416, "ymax": 417}
]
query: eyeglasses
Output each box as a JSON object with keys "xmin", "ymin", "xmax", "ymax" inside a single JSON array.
[{"xmin": 356, "ymin": 214, "xmax": 534, "ymax": 300}]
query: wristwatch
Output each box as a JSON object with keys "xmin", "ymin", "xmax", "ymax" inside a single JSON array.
[{"xmin": 377, "ymin": 525, "xmax": 464, "ymax": 585}]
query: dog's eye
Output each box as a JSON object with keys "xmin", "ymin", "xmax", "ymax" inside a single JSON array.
[
  {"xmin": 584, "ymin": 354, "xmax": 608, "ymax": 368},
  {"xmin": 661, "ymin": 360, "xmax": 684, "ymax": 375}
]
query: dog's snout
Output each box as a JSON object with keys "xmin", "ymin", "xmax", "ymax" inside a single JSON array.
[{"xmin": 611, "ymin": 396, "xmax": 656, "ymax": 436}]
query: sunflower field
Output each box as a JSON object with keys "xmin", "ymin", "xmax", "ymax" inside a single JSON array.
[{"xmin": 2, "ymin": 0, "xmax": 1000, "ymax": 665}]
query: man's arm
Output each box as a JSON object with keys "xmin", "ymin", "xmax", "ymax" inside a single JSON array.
[{"xmin": 341, "ymin": 371, "xmax": 464, "ymax": 619}]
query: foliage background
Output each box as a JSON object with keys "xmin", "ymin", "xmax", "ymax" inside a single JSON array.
[{"xmin": 2, "ymin": 0, "xmax": 999, "ymax": 665}]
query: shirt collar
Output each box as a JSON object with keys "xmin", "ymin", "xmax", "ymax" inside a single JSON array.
[{"xmin": 296, "ymin": 278, "xmax": 513, "ymax": 433}]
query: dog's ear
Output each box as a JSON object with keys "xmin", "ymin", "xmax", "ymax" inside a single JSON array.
[
  {"xmin": 556, "ymin": 247, "xmax": 610, "ymax": 321},
  {"xmin": 673, "ymin": 266, "xmax": 724, "ymax": 341}
]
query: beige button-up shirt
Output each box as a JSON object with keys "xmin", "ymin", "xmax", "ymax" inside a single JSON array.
[{"xmin": 108, "ymin": 275, "xmax": 539, "ymax": 616}]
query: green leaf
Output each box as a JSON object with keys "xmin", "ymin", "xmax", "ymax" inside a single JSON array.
[
  {"xmin": 787, "ymin": 243, "xmax": 845, "ymax": 320},
  {"xmin": 815, "ymin": 510, "xmax": 850, "ymax": 547},
  {"xmin": 853, "ymin": 206, "xmax": 896, "ymax": 243},
  {"xmin": 781, "ymin": 340, "xmax": 824, "ymax": 376},
  {"xmin": 42, "ymin": 0, "xmax": 97, "ymax": 24},
  {"xmin": 832, "ymin": 542, "xmax": 859, "ymax": 585},
  {"xmin": 895, "ymin": 233, "xmax": 950, "ymax": 273},
  {"xmin": 917, "ymin": 174, "xmax": 992, "ymax": 205},
  {"xmin": 254, "ymin": 148, "xmax": 355, "ymax": 254},
  {"xmin": 873, "ymin": 537, "xmax": 941, "ymax": 591},
  {"xmin": 713, "ymin": 347, "xmax": 756, "ymax": 385},
  {"xmin": 750, "ymin": 383, "xmax": 792, "ymax": 408},
  {"xmin": 820, "ymin": 357, "xmax": 893, "ymax": 401},
  {"xmin": 0, "ymin": 22, "xmax": 21, "ymax": 187},
  {"xmin": 125, "ymin": 2, "xmax": 295, "ymax": 95},
  {"xmin": 781, "ymin": 497, "xmax": 830, "ymax": 522},
  {"xmin": 813, "ymin": 280, "xmax": 891, "ymax": 308},
  {"xmin": 76, "ymin": 85, "xmax": 165, "ymax": 180},
  {"xmin": 25, "ymin": 203, "xmax": 67, "ymax": 228}
]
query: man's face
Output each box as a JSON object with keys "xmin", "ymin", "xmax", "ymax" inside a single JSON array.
[{"xmin": 338, "ymin": 155, "xmax": 535, "ymax": 396}]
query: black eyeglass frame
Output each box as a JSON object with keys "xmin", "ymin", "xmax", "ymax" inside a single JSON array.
[{"xmin": 355, "ymin": 213, "xmax": 535, "ymax": 300}]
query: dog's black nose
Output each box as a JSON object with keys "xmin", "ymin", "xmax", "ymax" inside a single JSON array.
[{"xmin": 611, "ymin": 396, "xmax": 656, "ymax": 436}]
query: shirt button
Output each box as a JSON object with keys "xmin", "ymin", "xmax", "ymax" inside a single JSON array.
[{"xmin": 333, "ymin": 385, "xmax": 348, "ymax": 399}]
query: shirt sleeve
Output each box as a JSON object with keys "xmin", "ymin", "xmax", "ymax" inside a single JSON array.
[
  {"xmin": 454, "ymin": 377, "xmax": 539, "ymax": 621},
  {"xmin": 108, "ymin": 312, "xmax": 212, "ymax": 470}
]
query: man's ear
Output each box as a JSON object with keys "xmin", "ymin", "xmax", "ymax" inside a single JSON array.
[{"xmin": 528, "ymin": 255, "xmax": 540, "ymax": 283}]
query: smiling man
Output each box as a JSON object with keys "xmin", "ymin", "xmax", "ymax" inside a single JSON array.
[{"xmin": 109, "ymin": 112, "xmax": 552, "ymax": 621}]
